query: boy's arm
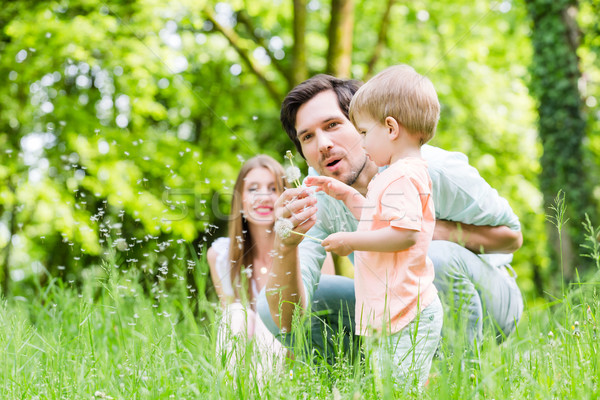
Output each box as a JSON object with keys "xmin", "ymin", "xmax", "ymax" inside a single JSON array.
[
  {"xmin": 305, "ymin": 176, "xmax": 366, "ymax": 220},
  {"xmin": 322, "ymin": 227, "xmax": 418, "ymax": 256}
]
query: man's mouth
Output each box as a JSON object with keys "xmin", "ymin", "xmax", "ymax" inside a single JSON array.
[{"xmin": 324, "ymin": 158, "xmax": 342, "ymax": 170}]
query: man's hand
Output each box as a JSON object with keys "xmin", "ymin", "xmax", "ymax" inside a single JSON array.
[
  {"xmin": 274, "ymin": 187, "xmax": 318, "ymax": 247},
  {"xmin": 322, "ymin": 232, "xmax": 355, "ymax": 256}
]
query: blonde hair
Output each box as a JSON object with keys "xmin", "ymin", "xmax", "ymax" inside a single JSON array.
[
  {"xmin": 227, "ymin": 155, "xmax": 288, "ymax": 302},
  {"xmin": 349, "ymin": 64, "xmax": 440, "ymax": 144}
]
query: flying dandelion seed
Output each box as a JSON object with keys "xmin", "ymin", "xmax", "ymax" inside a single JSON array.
[{"xmin": 115, "ymin": 238, "xmax": 128, "ymax": 251}]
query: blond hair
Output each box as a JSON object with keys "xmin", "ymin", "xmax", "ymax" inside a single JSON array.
[
  {"xmin": 227, "ymin": 155, "xmax": 288, "ymax": 302},
  {"xmin": 349, "ymin": 64, "xmax": 440, "ymax": 144}
]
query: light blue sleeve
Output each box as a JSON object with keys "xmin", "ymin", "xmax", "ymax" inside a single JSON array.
[
  {"xmin": 422, "ymin": 145, "xmax": 521, "ymax": 231},
  {"xmin": 298, "ymin": 190, "xmax": 358, "ymax": 304}
]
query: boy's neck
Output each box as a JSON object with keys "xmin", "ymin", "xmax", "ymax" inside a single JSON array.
[{"xmin": 389, "ymin": 138, "xmax": 423, "ymax": 165}]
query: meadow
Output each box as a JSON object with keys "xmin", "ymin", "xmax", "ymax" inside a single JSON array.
[{"xmin": 1, "ymin": 220, "xmax": 599, "ymax": 400}]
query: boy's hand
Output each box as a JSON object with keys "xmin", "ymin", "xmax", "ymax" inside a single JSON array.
[
  {"xmin": 305, "ymin": 176, "xmax": 354, "ymax": 202},
  {"xmin": 321, "ymin": 232, "xmax": 355, "ymax": 256},
  {"xmin": 305, "ymin": 176, "xmax": 365, "ymax": 221}
]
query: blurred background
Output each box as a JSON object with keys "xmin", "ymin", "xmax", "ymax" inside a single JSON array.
[{"xmin": 0, "ymin": 0, "xmax": 599, "ymax": 304}]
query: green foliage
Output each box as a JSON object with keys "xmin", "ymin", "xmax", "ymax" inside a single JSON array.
[
  {"xmin": 0, "ymin": 0, "xmax": 598, "ymax": 300},
  {"xmin": 0, "ymin": 0, "xmax": 288, "ymax": 292}
]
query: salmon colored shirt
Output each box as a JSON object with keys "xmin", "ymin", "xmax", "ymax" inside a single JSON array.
[{"xmin": 354, "ymin": 157, "xmax": 437, "ymax": 336}]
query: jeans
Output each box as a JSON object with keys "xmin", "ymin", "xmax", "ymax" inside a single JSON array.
[
  {"xmin": 257, "ymin": 274, "xmax": 360, "ymax": 364},
  {"xmin": 429, "ymin": 240, "xmax": 524, "ymax": 345}
]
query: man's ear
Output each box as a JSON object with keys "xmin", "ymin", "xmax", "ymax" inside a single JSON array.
[{"xmin": 385, "ymin": 116, "xmax": 401, "ymax": 140}]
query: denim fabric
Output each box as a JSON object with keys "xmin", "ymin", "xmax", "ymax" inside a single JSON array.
[
  {"xmin": 429, "ymin": 240, "xmax": 524, "ymax": 345},
  {"xmin": 257, "ymin": 274, "xmax": 360, "ymax": 364}
]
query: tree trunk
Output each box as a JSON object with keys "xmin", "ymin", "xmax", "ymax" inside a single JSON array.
[
  {"xmin": 526, "ymin": 0, "xmax": 597, "ymax": 282},
  {"xmin": 326, "ymin": 0, "xmax": 354, "ymax": 77},
  {"xmin": 1, "ymin": 203, "xmax": 16, "ymax": 296},
  {"xmin": 366, "ymin": 0, "xmax": 396, "ymax": 79},
  {"xmin": 292, "ymin": 0, "xmax": 308, "ymax": 86}
]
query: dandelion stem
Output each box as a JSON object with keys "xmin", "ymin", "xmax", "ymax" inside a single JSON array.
[{"xmin": 291, "ymin": 230, "xmax": 323, "ymax": 243}]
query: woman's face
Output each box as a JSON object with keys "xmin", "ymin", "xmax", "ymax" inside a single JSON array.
[{"xmin": 241, "ymin": 167, "xmax": 280, "ymax": 226}]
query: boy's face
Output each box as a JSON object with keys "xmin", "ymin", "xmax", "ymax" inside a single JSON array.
[
  {"xmin": 295, "ymin": 90, "xmax": 371, "ymax": 186},
  {"xmin": 353, "ymin": 112, "xmax": 391, "ymax": 168}
]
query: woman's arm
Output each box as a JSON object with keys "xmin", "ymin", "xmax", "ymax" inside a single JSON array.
[{"xmin": 207, "ymin": 245, "xmax": 234, "ymax": 307}]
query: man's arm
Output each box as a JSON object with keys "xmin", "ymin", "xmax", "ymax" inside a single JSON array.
[
  {"xmin": 433, "ymin": 220, "xmax": 523, "ymax": 254},
  {"xmin": 267, "ymin": 239, "xmax": 307, "ymax": 332},
  {"xmin": 265, "ymin": 187, "xmax": 317, "ymax": 331}
]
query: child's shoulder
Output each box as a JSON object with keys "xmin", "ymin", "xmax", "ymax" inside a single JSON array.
[{"xmin": 386, "ymin": 157, "xmax": 428, "ymax": 178}]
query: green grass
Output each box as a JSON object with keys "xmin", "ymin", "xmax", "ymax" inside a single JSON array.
[
  {"xmin": 1, "ymin": 261, "xmax": 598, "ymax": 399},
  {"xmin": 1, "ymin": 208, "xmax": 599, "ymax": 399}
]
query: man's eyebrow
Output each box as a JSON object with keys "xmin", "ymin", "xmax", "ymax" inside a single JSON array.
[{"xmin": 297, "ymin": 116, "xmax": 340, "ymax": 137}]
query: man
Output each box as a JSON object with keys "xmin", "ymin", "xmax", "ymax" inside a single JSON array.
[{"xmin": 256, "ymin": 74, "xmax": 523, "ymax": 361}]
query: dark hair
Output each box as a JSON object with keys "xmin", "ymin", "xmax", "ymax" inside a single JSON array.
[{"xmin": 280, "ymin": 74, "xmax": 362, "ymax": 158}]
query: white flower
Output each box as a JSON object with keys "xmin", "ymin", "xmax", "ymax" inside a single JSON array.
[
  {"xmin": 274, "ymin": 218, "xmax": 293, "ymax": 239},
  {"xmin": 285, "ymin": 166, "xmax": 301, "ymax": 183}
]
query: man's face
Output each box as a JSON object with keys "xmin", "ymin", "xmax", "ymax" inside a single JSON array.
[{"xmin": 295, "ymin": 90, "xmax": 370, "ymax": 186}]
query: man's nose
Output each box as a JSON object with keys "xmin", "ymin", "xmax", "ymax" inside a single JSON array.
[{"xmin": 316, "ymin": 131, "xmax": 333, "ymax": 153}]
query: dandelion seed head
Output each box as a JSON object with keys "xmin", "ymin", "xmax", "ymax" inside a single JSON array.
[
  {"xmin": 285, "ymin": 166, "xmax": 301, "ymax": 183},
  {"xmin": 274, "ymin": 218, "xmax": 293, "ymax": 239}
]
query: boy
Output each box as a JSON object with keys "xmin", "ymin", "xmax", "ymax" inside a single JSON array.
[{"xmin": 305, "ymin": 64, "xmax": 442, "ymax": 386}]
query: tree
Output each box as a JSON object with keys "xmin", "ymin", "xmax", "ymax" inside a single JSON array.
[
  {"xmin": 6, "ymin": 0, "xmax": 597, "ymax": 301},
  {"xmin": 526, "ymin": 0, "xmax": 598, "ymax": 282}
]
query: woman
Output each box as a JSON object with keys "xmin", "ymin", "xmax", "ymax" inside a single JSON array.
[
  {"xmin": 207, "ymin": 154, "xmax": 335, "ymax": 375},
  {"xmin": 207, "ymin": 155, "xmax": 289, "ymax": 376}
]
